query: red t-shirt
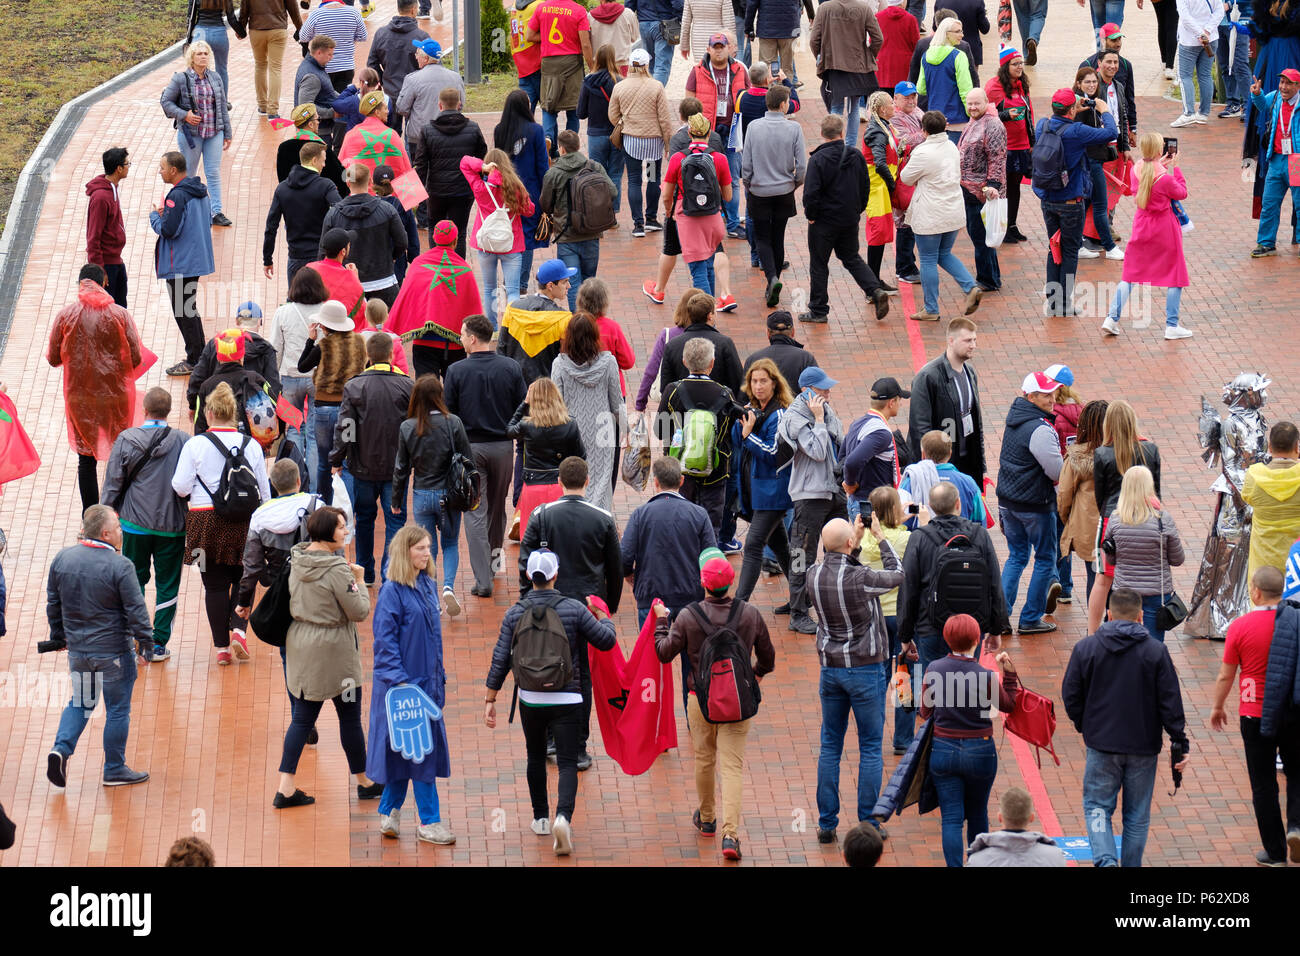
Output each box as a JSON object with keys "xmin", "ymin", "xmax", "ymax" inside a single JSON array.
[
  {"xmin": 528, "ymin": 0, "xmax": 590, "ymax": 58},
  {"xmin": 1224, "ymin": 607, "xmax": 1276, "ymax": 719},
  {"xmin": 664, "ymin": 145, "xmax": 732, "ymax": 213}
]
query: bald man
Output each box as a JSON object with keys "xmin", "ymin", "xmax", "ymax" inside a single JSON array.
[{"xmin": 805, "ymin": 513, "xmax": 903, "ymax": 844}]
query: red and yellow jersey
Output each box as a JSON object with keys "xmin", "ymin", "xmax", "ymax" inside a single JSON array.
[
  {"xmin": 509, "ymin": 0, "xmax": 544, "ymax": 76},
  {"xmin": 527, "ymin": 0, "xmax": 590, "ymax": 58}
]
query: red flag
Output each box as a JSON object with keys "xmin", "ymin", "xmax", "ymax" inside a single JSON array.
[
  {"xmin": 0, "ymin": 392, "xmax": 41, "ymax": 486},
  {"xmin": 587, "ymin": 598, "xmax": 678, "ymax": 775},
  {"xmin": 275, "ymin": 393, "xmax": 305, "ymax": 430},
  {"xmin": 387, "ymin": 245, "xmax": 482, "ymax": 347},
  {"xmin": 131, "ymin": 344, "xmax": 158, "ymax": 380},
  {"xmin": 392, "ymin": 169, "xmax": 429, "ymax": 211},
  {"xmin": 1049, "ymin": 229, "xmax": 1062, "ymax": 265}
]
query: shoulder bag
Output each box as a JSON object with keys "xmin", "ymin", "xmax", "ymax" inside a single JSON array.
[{"xmin": 1155, "ymin": 512, "xmax": 1188, "ymax": 631}]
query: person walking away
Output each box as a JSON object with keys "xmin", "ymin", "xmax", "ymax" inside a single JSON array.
[
  {"xmin": 578, "ymin": 45, "xmax": 626, "ymax": 216},
  {"xmin": 966, "ymin": 786, "xmax": 1067, "ymax": 866},
  {"xmin": 100, "ymin": 388, "xmax": 187, "ymax": 662},
  {"xmin": 810, "ymin": 0, "xmax": 884, "ymax": 149},
  {"xmin": 1009, "ymin": 1, "xmax": 1047, "ymax": 64},
  {"xmin": 1171, "ymin": 0, "xmax": 1221, "ymax": 127},
  {"xmin": 339, "ymin": 91, "xmax": 413, "ymax": 186},
  {"xmin": 591, "ymin": 0, "xmax": 640, "ymax": 72},
  {"xmin": 654, "ymin": 548, "xmax": 775, "ymax": 860},
  {"xmin": 485, "ymin": 550, "xmax": 618, "ymax": 854},
  {"xmin": 528, "ymin": 0, "xmax": 596, "ymax": 156},
  {"xmin": 1061, "ymin": 586, "xmax": 1190, "ymax": 867},
  {"xmin": 1057, "ymin": 399, "xmax": 1108, "ymax": 606},
  {"xmin": 160, "ymin": 41, "xmax": 234, "ymax": 226},
  {"xmin": 234, "ymin": 458, "xmax": 324, "ymax": 627},
  {"xmin": 509, "ymin": 378, "xmax": 587, "ymax": 532},
  {"xmin": 85, "ymin": 148, "xmax": 130, "ymax": 307},
  {"xmin": 550, "ymin": 314, "xmax": 624, "ymax": 512},
  {"xmin": 319, "ymin": 163, "xmax": 408, "ymax": 307},
  {"xmin": 985, "ymin": 47, "xmax": 1033, "ymax": 243},
  {"xmin": 956, "ymin": 87, "xmax": 1005, "ymax": 292},
  {"xmin": 541, "ymin": 131, "xmax": 616, "ymax": 308},
  {"xmin": 609, "ymin": 48, "xmax": 677, "ymax": 236},
  {"xmin": 410, "ymin": 87, "xmax": 487, "ymax": 259},
  {"xmin": 366, "ymin": 0, "xmax": 430, "ymax": 135},
  {"xmin": 494, "ymin": 90, "xmax": 551, "ymax": 290},
  {"xmin": 877, "ymin": 1, "xmax": 921, "ymax": 94},
  {"xmin": 386, "ymin": 221, "xmax": 481, "ymax": 377},
  {"xmin": 511, "ymin": 0, "xmax": 548, "ymax": 109},
  {"xmin": 627, "ymin": 0, "xmax": 683, "ymax": 85},
  {"xmin": 269, "ymin": 267, "xmax": 329, "ymax": 477},
  {"xmin": 463, "ymin": 150, "xmax": 536, "ymax": 325},
  {"xmin": 1101, "ymin": 466, "xmax": 1185, "ymax": 642},
  {"xmin": 151, "ymin": 151, "xmax": 216, "ymax": 376},
  {"xmin": 1244, "ymin": 421, "xmax": 1300, "ymax": 580},
  {"xmin": 661, "ymin": 114, "xmax": 732, "ymax": 296},
  {"xmin": 298, "ymin": 299, "xmax": 368, "ymax": 503},
  {"xmin": 191, "ymin": 328, "xmax": 275, "ymax": 436},
  {"xmin": 188, "ymin": 0, "xmax": 244, "ymax": 104},
  {"xmin": 44, "ymin": 505, "xmax": 154, "ymax": 790},
  {"xmin": 239, "ymin": 0, "xmax": 304, "ymax": 119}
]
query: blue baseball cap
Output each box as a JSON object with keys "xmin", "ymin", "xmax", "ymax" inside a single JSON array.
[
  {"xmin": 413, "ymin": 38, "xmax": 443, "ymax": 58},
  {"xmin": 799, "ymin": 367, "xmax": 838, "ymax": 390},
  {"xmin": 235, "ymin": 301, "xmax": 263, "ymax": 320},
  {"xmin": 894, "ymin": 81, "xmax": 917, "ymax": 96},
  {"xmin": 537, "ymin": 259, "xmax": 579, "ymax": 285}
]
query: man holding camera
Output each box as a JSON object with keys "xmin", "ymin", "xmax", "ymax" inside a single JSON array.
[{"xmin": 44, "ymin": 505, "xmax": 154, "ymax": 790}]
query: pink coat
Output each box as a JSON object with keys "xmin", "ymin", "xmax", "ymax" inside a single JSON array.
[
  {"xmin": 459, "ymin": 155, "xmax": 536, "ymax": 254},
  {"xmin": 1121, "ymin": 163, "xmax": 1189, "ymax": 288}
]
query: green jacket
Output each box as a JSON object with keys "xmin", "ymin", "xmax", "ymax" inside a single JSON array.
[{"xmin": 540, "ymin": 151, "xmax": 615, "ymax": 242}]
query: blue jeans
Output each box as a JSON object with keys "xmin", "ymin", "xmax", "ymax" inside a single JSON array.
[
  {"xmin": 191, "ymin": 24, "xmax": 231, "ymax": 99},
  {"xmin": 999, "ymin": 506, "xmax": 1059, "ymax": 627},
  {"xmin": 735, "ymin": 15, "xmax": 751, "ymax": 65},
  {"xmin": 541, "ymin": 108, "xmax": 578, "ymax": 158},
  {"xmin": 1042, "ymin": 199, "xmax": 1084, "ymax": 314},
  {"xmin": 177, "ymin": 129, "xmax": 225, "ymax": 216},
  {"xmin": 1088, "ymin": 0, "xmax": 1126, "ymax": 45},
  {"xmin": 624, "ymin": 154, "xmax": 661, "ymax": 227},
  {"xmin": 518, "ymin": 248, "xmax": 535, "ymax": 298},
  {"xmin": 829, "ymin": 96, "xmax": 863, "ymax": 151},
  {"xmin": 413, "ymin": 488, "xmax": 462, "ymax": 589},
  {"xmin": 280, "ymin": 374, "xmax": 314, "ymax": 488},
  {"xmin": 686, "ymin": 255, "xmax": 717, "ymax": 295},
  {"xmin": 379, "ymin": 779, "xmax": 441, "ymax": 825},
  {"xmin": 519, "ymin": 71, "xmax": 540, "ymax": 114},
  {"xmin": 476, "ymin": 250, "xmax": 522, "ymax": 327},
  {"xmin": 1107, "ymin": 281, "xmax": 1183, "ymax": 328},
  {"xmin": 1083, "ymin": 747, "xmax": 1159, "ymax": 866},
  {"xmin": 1178, "ymin": 41, "xmax": 1217, "ymax": 117},
  {"xmin": 1140, "ymin": 592, "xmax": 1171, "ymax": 643},
  {"xmin": 588, "ymin": 133, "xmax": 625, "ymax": 213},
  {"xmin": 1086, "ymin": 159, "xmax": 1116, "ymax": 250},
  {"xmin": 1012, "ymin": 0, "xmax": 1048, "ymax": 44},
  {"xmin": 54, "ymin": 651, "xmax": 138, "ymax": 776},
  {"xmin": 915, "ymin": 632, "xmax": 945, "ymax": 674},
  {"xmin": 1257, "ymin": 152, "xmax": 1300, "ymax": 248},
  {"xmin": 1055, "ymin": 511, "xmax": 1072, "ymax": 596},
  {"xmin": 1218, "ymin": 23, "xmax": 1252, "ymax": 109},
  {"xmin": 929, "ymin": 735, "xmax": 998, "ymax": 866},
  {"xmin": 915, "ymin": 230, "xmax": 975, "ymax": 315},
  {"xmin": 558, "ymin": 239, "xmax": 600, "ymax": 310},
  {"xmin": 723, "ymin": 145, "xmax": 742, "ymax": 231},
  {"xmin": 314, "ymin": 404, "xmax": 341, "ymax": 504},
  {"xmin": 816, "ymin": 662, "xmax": 888, "ymax": 832},
  {"xmin": 353, "ymin": 478, "xmax": 405, "ymax": 583},
  {"xmin": 638, "ymin": 20, "xmax": 674, "ymax": 86}
]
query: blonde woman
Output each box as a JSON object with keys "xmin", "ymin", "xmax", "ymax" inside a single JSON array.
[
  {"xmin": 1102, "ymin": 466, "xmax": 1185, "ymax": 642},
  {"xmin": 608, "ymin": 48, "xmax": 677, "ymax": 237},
  {"xmin": 161, "ymin": 40, "xmax": 233, "ymax": 225},
  {"xmin": 1090, "ymin": 400, "xmax": 1162, "ymax": 630},
  {"xmin": 1102, "ymin": 131, "xmax": 1192, "ymax": 341},
  {"xmin": 862, "ymin": 90, "xmax": 901, "ymax": 287},
  {"xmin": 507, "ymin": 377, "xmax": 587, "ymax": 533},
  {"xmin": 460, "ymin": 148, "xmax": 536, "ymax": 327}
]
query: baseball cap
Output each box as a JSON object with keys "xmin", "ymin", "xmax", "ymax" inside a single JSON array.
[
  {"xmin": 870, "ymin": 376, "xmax": 911, "ymax": 400},
  {"xmin": 708, "ymin": 33, "xmax": 729, "ymax": 47},
  {"xmin": 699, "ymin": 547, "xmax": 734, "ymax": 592},
  {"xmin": 1101, "ymin": 22, "xmax": 1123, "ymax": 39},
  {"xmin": 235, "ymin": 301, "xmax": 263, "ymax": 320},
  {"xmin": 413, "ymin": 38, "xmax": 443, "ymax": 58},
  {"xmin": 894, "ymin": 81, "xmax": 917, "ymax": 97},
  {"xmin": 1052, "ymin": 88, "xmax": 1078, "ymax": 108},
  {"xmin": 1021, "ymin": 371, "xmax": 1062, "ymax": 395},
  {"xmin": 766, "ymin": 310, "xmax": 794, "ymax": 331},
  {"xmin": 537, "ymin": 258, "xmax": 579, "ymax": 285},
  {"xmin": 799, "ymin": 366, "xmax": 838, "ymax": 390},
  {"xmin": 321, "ymin": 227, "xmax": 357, "ymax": 256},
  {"xmin": 1043, "ymin": 364, "xmax": 1074, "ymax": 387},
  {"xmin": 630, "ymin": 47, "xmax": 652, "ymax": 67},
  {"xmin": 359, "ymin": 90, "xmax": 386, "ymax": 115},
  {"xmin": 1281, "ymin": 68, "xmax": 1300, "ymax": 83},
  {"xmin": 373, "ymin": 164, "xmax": 396, "ymax": 185},
  {"xmin": 526, "ymin": 549, "xmax": 559, "ymax": 584}
]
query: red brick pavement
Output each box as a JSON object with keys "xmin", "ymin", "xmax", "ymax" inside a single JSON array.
[{"xmin": 0, "ymin": 2, "xmax": 1295, "ymax": 867}]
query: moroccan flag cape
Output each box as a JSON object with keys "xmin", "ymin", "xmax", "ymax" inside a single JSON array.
[
  {"xmin": 387, "ymin": 245, "xmax": 482, "ymax": 346},
  {"xmin": 587, "ymin": 598, "xmax": 677, "ymax": 775},
  {"xmin": 305, "ymin": 259, "xmax": 366, "ymax": 324},
  {"xmin": 340, "ymin": 117, "xmax": 413, "ymax": 186},
  {"xmin": 0, "ymin": 392, "xmax": 40, "ymax": 486}
]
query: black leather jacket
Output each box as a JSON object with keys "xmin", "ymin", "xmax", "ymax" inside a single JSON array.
[{"xmin": 507, "ymin": 405, "xmax": 587, "ymax": 482}]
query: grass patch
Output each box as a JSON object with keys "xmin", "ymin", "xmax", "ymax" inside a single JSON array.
[
  {"xmin": 462, "ymin": 72, "xmax": 520, "ymax": 116},
  {"xmin": 0, "ymin": 0, "xmax": 189, "ymax": 235}
]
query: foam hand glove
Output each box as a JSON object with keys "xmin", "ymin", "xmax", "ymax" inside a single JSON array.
[{"xmin": 386, "ymin": 684, "xmax": 443, "ymax": 763}]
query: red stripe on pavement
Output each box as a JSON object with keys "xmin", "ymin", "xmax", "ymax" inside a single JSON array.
[{"xmin": 899, "ymin": 281, "xmax": 928, "ymax": 372}]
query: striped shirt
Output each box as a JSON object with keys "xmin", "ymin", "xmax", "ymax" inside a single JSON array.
[
  {"xmin": 300, "ymin": 1, "xmax": 368, "ymax": 73},
  {"xmin": 807, "ymin": 544, "xmax": 903, "ymax": 668},
  {"xmin": 622, "ymin": 134, "xmax": 664, "ymax": 162}
]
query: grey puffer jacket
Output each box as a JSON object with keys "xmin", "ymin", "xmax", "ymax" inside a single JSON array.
[
  {"xmin": 966, "ymin": 830, "xmax": 1066, "ymax": 868},
  {"xmin": 1103, "ymin": 511, "xmax": 1184, "ymax": 597},
  {"xmin": 778, "ymin": 391, "xmax": 843, "ymax": 501},
  {"xmin": 100, "ymin": 424, "xmax": 188, "ymax": 535}
]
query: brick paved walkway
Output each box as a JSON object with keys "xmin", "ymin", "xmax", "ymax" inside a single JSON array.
[{"xmin": 0, "ymin": 2, "xmax": 1293, "ymax": 867}]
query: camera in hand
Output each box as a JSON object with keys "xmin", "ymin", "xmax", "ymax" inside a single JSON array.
[
  {"xmin": 1169, "ymin": 739, "xmax": 1188, "ymax": 794},
  {"xmin": 860, "ymin": 500, "xmax": 873, "ymax": 522},
  {"xmin": 1081, "ymin": 97, "xmax": 1096, "ymax": 107},
  {"xmin": 908, "ymin": 503, "xmax": 920, "ymax": 515},
  {"xmin": 37, "ymin": 639, "xmax": 67, "ymax": 654}
]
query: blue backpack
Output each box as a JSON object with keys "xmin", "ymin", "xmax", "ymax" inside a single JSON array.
[{"xmin": 1031, "ymin": 120, "xmax": 1069, "ymax": 192}]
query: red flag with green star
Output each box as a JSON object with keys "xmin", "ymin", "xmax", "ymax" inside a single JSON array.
[
  {"xmin": 0, "ymin": 391, "xmax": 40, "ymax": 486},
  {"xmin": 340, "ymin": 117, "xmax": 412, "ymax": 186},
  {"xmin": 386, "ymin": 245, "xmax": 482, "ymax": 349}
]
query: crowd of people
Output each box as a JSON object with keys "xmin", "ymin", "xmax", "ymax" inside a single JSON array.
[{"xmin": 3, "ymin": 0, "xmax": 1300, "ymax": 869}]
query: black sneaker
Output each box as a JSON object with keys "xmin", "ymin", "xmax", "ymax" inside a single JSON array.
[
  {"xmin": 576, "ymin": 751, "xmax": 593, "ymax": 771},
  {"xmin": 790, "ymin": 612, "xmax": 817, "ymax": 634},
  {"xmin": 1256, "ymin": 849, "xmax": 1287, "ymax": 867},
  {"xmin": 898, "ymin": 273, "xmax": 922, "ymax": 284},
  {"xmin": 632, "ymin": 223, "xmax": 646, "ymax": 238},
  {"xmin": 306, "ymin": 727, "xmax": 319, "ymax": 745},
  {"xmin": 272, "ymin": 789, "xmax": 315, "ymax": 809},
  {"xmin": 870, "ymin": 288, "xmax": 890, "ymax": 321},
  {"xmin": 726, "ymin": 227, "xmax": 747, "ymax": 239},
  {"xmin": 773, "ymin": 602, "xmax": 791, "ymax": 615},
  {"xmin": 1018, "ymin": 620, "xmax": 1058, "ymax": 635},
  {"xmin": 765, "ymin": 278, "xmax": 783, "ymax": 308},
  {"xmin": 1045, "ymin": 581, "xmax": 1062, "ymax": 615},
  {"xmin": 645, "ymin": 219, "xmax": 664, "ymax": 232},
  {"xmin": 817, "ymin": 827, "xmax": 836, "ymax": 844},
  {"xmin": 470, "ymin": 585, "xmax": 493, "ymax": 597},
  {"xmin": 1252, "ymin": 244, "xmax": 1277, "ymax": 258},
  {"xmin": 721, "ymin": 836, "xmax": 742, "ymax": 860},
  {"xmin": 165, "ymin": 360, "xmax": 194, "ymax": 377},
  {"xmin": 357, "ymin": 781, "xmax": 384, "ymax": 800},
  {"xmin": 798, "ymin": 310, "xmax": 828, "ymax": 324},
  {"xmin": 47, "ymin": 751, "xmax": 68, "ymax": 788},
  {"xmin": 763, "ymin": 559, "xmax": 783, "ymax": 575},
  {"xmin": 693, "ymin": 809, "xmax": 716, "ymax": 835},
  {"xmin": 211, "ymin": 213, "xmax": 233, "ymax": 227}
]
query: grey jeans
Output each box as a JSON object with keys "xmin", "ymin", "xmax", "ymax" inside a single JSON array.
[
  {"xmin": 464, "ymin": 440, "xmax": 514, "ymax": 589},
  {"xmin": 790, "ymin": 494, "xmax": 848, "ymax": 613}
]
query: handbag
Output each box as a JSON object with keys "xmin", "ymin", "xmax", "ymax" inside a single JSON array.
[
  {"xmin": 442, "ymin": 416, "xmax": 482, "ymax": 513},
  {"xmin": 1155, "ymin": 512, "xmax": 1189, "ymax": 631},
  {"xmin": 1001, "ymin": 681, "xmax": 1061, "ymax": 768},
  {"xmin": 659, "ymin": 17, "xmax": 681, "ymax": 45}
]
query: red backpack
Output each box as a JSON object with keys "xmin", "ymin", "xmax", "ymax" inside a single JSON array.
[{"xmin": 688, "ymin": 601, "xmax": 761, "ymax": 724}]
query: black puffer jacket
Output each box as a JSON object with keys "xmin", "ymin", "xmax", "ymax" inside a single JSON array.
[
  {"xmin": 330, "ymin": 366, "xmax": 414, "ymax": 481},
  {"xmin": 264, "ymin": 164, "xmax": 341, "ymax": 265},
  {"xmin": 411, "ymin": 111, "xmax": 488, "ymax": 199},
  {"xmin": 189, "ymin": 332, "xmax": 282, "ymax": 409},
  {"xmin": 319, "ymin": 194, "xmax": 408, "ymax": 285},
  {"xmin": 392, "ymin": 409, "xmax": 472, "ymax": 500},
  {"xmin": 1093, "ymin": 441, "xmax": 1161, "ymax": 519},
  {"xmin": 486, "ymin": 588, "xmax": 618, "ymax": 695}
]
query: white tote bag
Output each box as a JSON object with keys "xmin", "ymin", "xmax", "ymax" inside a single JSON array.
[
  {"xmin": 476, "ymin": 187, "xmax": 516, "ymax": 254},
  {"xmin": 982, "ymin": 196, "xmax": 1008, "ymax": 249}
]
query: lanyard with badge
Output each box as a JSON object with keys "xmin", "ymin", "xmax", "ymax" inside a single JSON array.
[
  {"xmin": 1282, "ymin": 101, "xmax": 1295, "ymax": 156},
  {"xmin": 955, "ymin": 368, "xmax": 974, "ymax": 437},
  {"xmin": 715, "ymin": 67, "xmax": 731, "ymax": 120}
]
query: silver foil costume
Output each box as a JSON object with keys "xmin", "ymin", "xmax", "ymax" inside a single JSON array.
[{"xmin": 1186, "ymin": 374, "xmax": 1271, "ymax": 640}]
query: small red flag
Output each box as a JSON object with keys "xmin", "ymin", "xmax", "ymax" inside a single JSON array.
[
  {"xmin": 0, "ymin": 392, "xmax": 41, "ymax": 486},
  {"xmin": 275, "ymin": 394, "xmax": 305, "ymax": 430},
  {"xmin": 1049, "ymin": 229, "xmax": 1062, "ymax": 265},
  {"xmin": 392, "ymin": 169, "xmax": 429, "ymax": 211}
]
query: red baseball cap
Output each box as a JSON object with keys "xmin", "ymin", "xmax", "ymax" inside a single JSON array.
[
  {"xmin": 708, "ymin": 33, "xmax": 730, "ymax": 46},
  {"xmin": 1051, "ymin": 88, "xmax": 1077, "ymax": 108},
  {"xmin": 1101, "ymin": 22, "xmax": 1123, "ymax": 40},
  {"xmin": 1280, "ymin": 68, "xmax": 1300, "ymax": 83}
]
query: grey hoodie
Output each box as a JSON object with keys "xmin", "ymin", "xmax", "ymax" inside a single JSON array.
[
  {"xmin": 741, "ymin": 109, "xmax": 807, "ymax": 197},
  {"xmin": 779, "ymin": 391, "xmax": 843, "ymax": 501},
  {"xmin": 966, "ymin": 830, "xmax": 1066, "ymax": 867},
  {"xmin": 550, "ymin": 352, "xmax": 624, "ymax": 512}
]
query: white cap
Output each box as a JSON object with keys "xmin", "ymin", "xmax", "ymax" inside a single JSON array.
[
  {"xmin": 629, "ymin": 47, "xmax": 652, "ymax": 67},
  {"xmin": 527, "ymin": 549, "xmax": 559, "ymax": 582},
  {"xmin": 1021, "ymin": 371, "xmax": 1062, "ymax": 395}
]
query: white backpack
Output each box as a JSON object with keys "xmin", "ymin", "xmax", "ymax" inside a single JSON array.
[{"xmin": 477, "ymin": 186, "xmax": 515, "ymax": 254}]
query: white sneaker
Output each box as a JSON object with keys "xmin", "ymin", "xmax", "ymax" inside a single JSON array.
[
  {"xmin": 417, "ymin": 821, "xmax": 457, "ymax": 845},
  {"xmin": 1194, "ymin": 113, "xmax": 1210, "ymax": 124},
  {"xmin": 1077, "ymin": 246, "xmax": 1101, "ymax": 259},
  {"xmin": 380, "ymin": 810, "xmax": 400, "ymax": 838},
  {"xmin": 442, "ymin": 586, "xmax": 461, "ymax": 617},
  {"xmin": 530, "ymin": 817, "xmax": 551, "ymax": 835},
  {"xmin": 1170, "ymin": 113, "xmax": 1198, "ymax": 128},
  {"xmin": 1164, "ymin": 324, "xmax": 1195, "ymax": 340},
  {"xmin": 1164, "ymin": 67, "xmax": 1176, "ymax": 80},
  {"xmin": 552, "ymin": 815, "xmax": 573, "ymax": 856},
  {"xmin": 1105, "ymin": 246, "xmax": 1125, "ymax": 261},
  {"xmin": 1101, "ymin": 317, "xmax": 1121, "ymax": 336}
]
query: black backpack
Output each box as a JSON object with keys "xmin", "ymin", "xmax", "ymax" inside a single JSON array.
[
  {"xmin": 196, "ymin": 431, "xmax": 262, "ymax": 520},
  {"xmin": 510, "ymin": 597, "xmax": 574, "ymax": 692},
  {"xmin": 441, "ymin": 416, "xmax": 481, "ymax": 513},
  {"xmin": 688, "ymin": 600, "xmax": 761, "ymax": 724},
  {"xmin": 566, "ymin": 163, "xmax": 617, "ymax": 235},
  {"xmin": 250, "ymin": 552, "xmax": 293, "ymax": 647},
  {"xmin": 926, "ymin": 531, "xmax": 993, "ymax": 632},
  {"xmin": 679, "ymin": 148, "xmax": 721, "ymax": 218},
  {"xmin": 1031, "ymin": 120, "xmax": 1069, "ymax": 192}
]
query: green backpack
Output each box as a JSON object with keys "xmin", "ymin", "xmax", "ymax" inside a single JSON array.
[{"xmin": 670, "ymin": 395, "xmax": 720, "ymax": 478}]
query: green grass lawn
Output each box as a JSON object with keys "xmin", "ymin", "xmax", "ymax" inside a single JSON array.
[{"xmin": 0, "ymin": 0, "xmax": 189, "ymax": 235}]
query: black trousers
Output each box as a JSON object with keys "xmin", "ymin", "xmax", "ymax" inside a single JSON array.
[
  {"xmin": 166, "ymin": 275, "xmax": 206, "ymax": 365},
  {"xmin": 103, "ymin": 263, "xmax": 128, "ymax": 308},
  {"xmin": 790, "ymin": 495, "xmax": 847, "ymax": 613},
  {"xmin": 747, "ymin": 189, "xmax": 796, "ymax": 282},
  {"xmin": 366, "ymin": 282, "xmax": 399, "ymax": 308},
  {"xmin": 427, "ymin": 193, "xmax": 476, "ymax": 260},
  {"xmin": 1154, "ymin": 0, "xmax": 1179, "ymax": 68},
  {"xmin": 520, "ymin": 701, "xmax": 582, "ymax": 822},
  {"xmin": 680, "ymin": 476, "xmax": 727, "ymax": 540},
  {"xmin": 412, "ymin": 341, "xmax": 464, "ymax": 379},
  {"xmin": 77, "ymin": 454, "xmax": 99, "ymax": 514},
  {"xmin": 199, "ymin": 563, "xmax": 242, "ymax": 648},
  {"xmin": 1241, "ymin": 714, "xmax": 1300, "ymax": 862},
  {"xmin": 279, "ymin": 690, "xmax": 367, "ymax": 774},
  {"xmin": 807, "ymin": 220, "xmax": 881, "ymax": 316},
  {"xmin": 735, "ymin": 508, "xmax": 791, "ymax": 602}
]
